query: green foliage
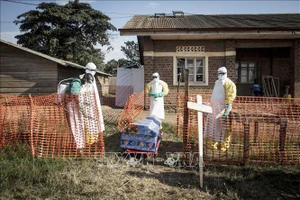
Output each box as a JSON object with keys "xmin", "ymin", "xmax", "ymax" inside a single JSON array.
[
  {"xmin": 103, "ymin": 59, "xmax": 118, "ymax": 76},
  {"xmin": 14, "ymin": 0, "xmax": 117, "ymax": 69},
  {"xmin": 118, "ymin": 40, "xmax": 141, "ymax": 68},
  {"xmin": 117, "ymin": 58, "xmax": 136, "ymax": 68},
  {"xmin": 103, "ymin": 40, "xmax": 141, "ymax": 75},
  {"xmin": 121, "ymin": 41, "xmax": 140, "ymax": 63}
]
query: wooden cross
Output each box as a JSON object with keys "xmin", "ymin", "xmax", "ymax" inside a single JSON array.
[{"xmin": 187, "ymin": 95, "xmax": 212, "ymax": 188}]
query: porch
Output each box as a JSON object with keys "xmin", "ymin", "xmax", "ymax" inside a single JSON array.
[{"xmin": 235, "ymin": 46, "xmax": 293, "ymax": 97}]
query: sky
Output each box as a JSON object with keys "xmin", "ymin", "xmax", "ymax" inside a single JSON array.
[{"xmin": 1, "ymin": 0, "xmax": 300, "ymax": 63}]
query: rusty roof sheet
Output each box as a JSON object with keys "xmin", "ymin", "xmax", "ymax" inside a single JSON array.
[{"xmin": 120, "ymin": 13, "xmax": 300, "ymax": 31}]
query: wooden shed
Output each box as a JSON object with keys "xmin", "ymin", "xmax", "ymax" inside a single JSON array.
[{"xmin": 0, "ymin": 39, "xmax": 111, "ymax": 96}]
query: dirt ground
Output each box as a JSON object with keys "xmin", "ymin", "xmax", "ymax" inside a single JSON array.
[
  {"xmin": 101, "ymin": 105, "xmax": 177, "ymax": 125},
  {"xmin": 135, "ymin": 110, "xmax": 177, "ymax": 125}
]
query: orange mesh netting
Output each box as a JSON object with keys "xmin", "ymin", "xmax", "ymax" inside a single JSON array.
[
  {"xmin": 118, "ymin": 92, "xmax": 145, "ymax": 132},
  {"xmin": 177, "ymin": 94, "xmax": 300, "ymax": 165},
  {"xmin": 2, "ymin": 91, "xmax": 300, "ymax": 166},
  {"xmin": 1, "ymin": 93, "xmax": 105, "ymax": 158},
  {"xmin": 0, "ymin": 95, "xmax": 31, "ymax": 148}
]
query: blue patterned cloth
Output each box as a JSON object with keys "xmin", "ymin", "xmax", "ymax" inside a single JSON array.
[
  {"xmin": 120, "ymin": 133, "xmax": 161, "ymax": 152},
  {"xmin": 120, "ymin": 116, "xmax": 162, "ymax": 152},
  {"xmin": 131, "ymin": 116, "xmax": 161, "ymax": 136}
]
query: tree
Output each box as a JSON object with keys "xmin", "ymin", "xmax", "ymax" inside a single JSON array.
[
  {"xmin": 14, "ymin": 0, "xmax": 117, "ymax": 69},
  {"xmin": 120, "ymin": 41, "xmax": 141, "ymax": 67},
  {"xmin": 103, "ymin": 40, "xmax": 141, "ymax": 75},
  {"xmin": 104, "ymin": 59, "xmax": 118, "ymax": 76},
  {"xmin": 117, "ymin": 58, "xmax": 133, "ymax": 68}
]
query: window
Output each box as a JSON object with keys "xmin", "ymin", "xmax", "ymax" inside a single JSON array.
[
  {"xmin": 235, "ymin": 62, "xmax": 256, "ymax": 83},
  {"xmin": 176, "ymin": 57, "xmax": 206, "ymax": 84}
]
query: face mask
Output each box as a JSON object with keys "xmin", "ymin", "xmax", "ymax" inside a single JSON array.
[
  {"xmin": 218, "ymin": 73, "xmax": 226, "ymax": 81},
  {"xmin": 86, "ymin": 69, "xmax": 96, "ymax": 76},
  {"xmin": 86, "ymin": 76, "xmax": 94, "ymax": 84},
  {"xmin": 152, "ymin": 76, "xmax": 159, "ymax": 81},
  {"xmin": 83, "ymin": 73, "xmax": 94, "ymax": 85}
]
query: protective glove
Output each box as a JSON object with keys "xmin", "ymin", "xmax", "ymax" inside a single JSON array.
[
  {"xmin": 148, "ymin": 92, "xmax": 155, "ymax": 97},
  {"xmin": 222, "ymin": 104, "xmax": 232, "ymax": 117},
  {"xmin": 157, "ymin": 92, "xmax": 164, "ymax": 97},
  {"xmin": 154, "ymin": 92, "xmax": 164, "ymax": 98}
]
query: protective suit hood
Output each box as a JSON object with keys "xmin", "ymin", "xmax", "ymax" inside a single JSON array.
[
  {"xmin": 152, "ymin": 72, "xmax": 160, "ymax": 82},
  {"xmin": 85, "ymin": 62, "xmax": 97, "ymax": 76},
  {"xmin": 217, "ymin": 66, "xmax": 227, "ymax": 81}
]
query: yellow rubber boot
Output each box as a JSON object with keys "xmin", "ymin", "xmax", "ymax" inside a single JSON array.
[
  {"xmin": 204, "ymin": 137, "xmax": 216, "ymax": 150},
  {"xmin": 218, "ymin": 134, "xmax": 232, "ymax": 152},
  {"xmin": 225, "ymin": 135, "xmax": 231, "ymax": 149},
  {"xmin": 212, "ymin": 141, "xmax": 218, "ymax": 150}
]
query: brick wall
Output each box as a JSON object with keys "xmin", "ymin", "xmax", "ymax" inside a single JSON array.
[
  {"xmin": 143, "ymin": 36, "xmax": 154, "ymax": 51},
  {"xmin": 208, "ymin": 57, "xmax": 226, "ymax": 86},
  {"xmin": 142, "ymin": 39, "xmax": 236, "ymax": 109},
  {"xmin": 144, "ymin": 56, "xmax": 175, "ymax": 109},
  {"xmin": 152, "ymin": 40, "xmax": 225, "ymax": 52},
  {"xmin": 142, "ymin": 38, "xmax": 300, "ymax": 110},
  {"xmin": 236, "ymin": 39, "xmax": 293, "ymax": 48},
  {"xmin": 225, "ymin": 40, "xmax": 236, "ymax": 51},
  {"xmin": 293, "ymin": 40, "xmax": 300, "ymax": 98},
  {"xmin": 143, "ymin": 56, "xmax": 228, "ymax": 109}
]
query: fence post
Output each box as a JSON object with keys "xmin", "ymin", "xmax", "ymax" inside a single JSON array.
[
  {"xmin": 279, "ymin": 119, "xmax": 287, "ymax": 164},
  {"xmin": 183, "ymin": 69, "xmax": 189, "ymax": 158},
  {"xmin": 29, "ymin": 94, "xmax": 35, "ymax": 156},
  {"xmin": 176, "ymin": 73, "xmax": 181, "ymax": 135},
  {"xmin": 243, "ymin": 120, "xmax": 250, "ymax": 165},
  {"xmin": 254, "ymin": 121, "xmax": 259, "ymax": 143}
]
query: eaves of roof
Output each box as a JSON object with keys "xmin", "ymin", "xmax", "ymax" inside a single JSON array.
[
  {"xmin": 0, "ymin": 39, "xmax": 112, "ymax": 77},
  {"xmin": 120, "ymin": 27, "xmax": 300, "ymax": 33},
  {"xmin": 119, "ymin": 13, "xmax": 300, "ymax": 35}
]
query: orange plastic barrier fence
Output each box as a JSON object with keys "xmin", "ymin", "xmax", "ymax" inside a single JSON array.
[
  {"xmin": 0, "ymin": 95, "xmax": 31, "ymax": 148},
  {"xmin": 118, "ymin": 92, "xmax": 145, "ymax": 132},
  {"xmin": 2, "ymin": 91, "xmax": 300, "ymax": 166},
  {"xmin": 1, "ymin": 93, "xmax": 105, "ymax": 158},
  {"xmin": 177, "ymin": 93, "xmax": 300, "ymax": 165}
]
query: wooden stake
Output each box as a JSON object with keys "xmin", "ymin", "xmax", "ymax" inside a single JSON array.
[
  {"xmin": 197, "ymin": 95, "xmax": 204, "ymax": 188},
  {"xmin": 187, "ymin": 95, "xmax": 212, "ymax": 188}
]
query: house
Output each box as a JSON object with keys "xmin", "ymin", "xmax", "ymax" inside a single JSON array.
[
  {"xmin": 0, "ymin": 39, "xmax": 111, "ymax": 96},
  {"xmin": 119, "ymin": 13, "xmax": 300, "ymax": 106}
]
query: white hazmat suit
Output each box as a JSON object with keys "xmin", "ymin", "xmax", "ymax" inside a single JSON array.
[
  {"xmin": 57, "ymin": 62, "xmax": 105, "ymax": 150},
  {"xmin": 145, "ymin": 72, "xmax": 169, "ymax": 120},
  {"xmin": 204, "ymin": 66, "xmax": 236, "ymax": 151}
]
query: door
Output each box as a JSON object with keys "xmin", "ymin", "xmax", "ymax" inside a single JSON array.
[{"xmin": 235, "ymin": 62, "xmax": 257, "ymax": 96}]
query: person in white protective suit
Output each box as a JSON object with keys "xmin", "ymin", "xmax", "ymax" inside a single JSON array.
[
  {"xmin": 78, "ymin": 62, "xmax": 105, "ymax": 146},
  {"xmin": 145, "ymin": 72, "xmax": 169, "ymax": 120},
  {"xmin": 204, "ymin": 66, "xmax": 236, "ymax": 151},
  {"xmin": 58, "ymin": 62, "xmax": 105, "ymax": 151}
]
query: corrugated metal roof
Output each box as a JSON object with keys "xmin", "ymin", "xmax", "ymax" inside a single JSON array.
[
  {"xmin": 120, "ymin": 13, "xmax": 300, "ymax": 31},
  {"xmin": 0, "ymin": 39, "xmax": 112, "ymax": 77}
]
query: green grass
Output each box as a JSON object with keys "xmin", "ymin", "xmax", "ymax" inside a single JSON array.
[
  {"xmin": 1, "ymin": 138, "xmax": 300, "ymax": 199},
  {"xmin": 1, "ymin": 122, "xmax": 300, "ymax": 199}
]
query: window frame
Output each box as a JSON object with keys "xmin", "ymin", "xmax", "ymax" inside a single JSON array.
[
  {"xmin": 173, "ymin": 56, "xmax": 208, "ymax": 86},
  {"xmin": 235, "ymin": 61, "xmax": 257, "ymax": 84}
]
